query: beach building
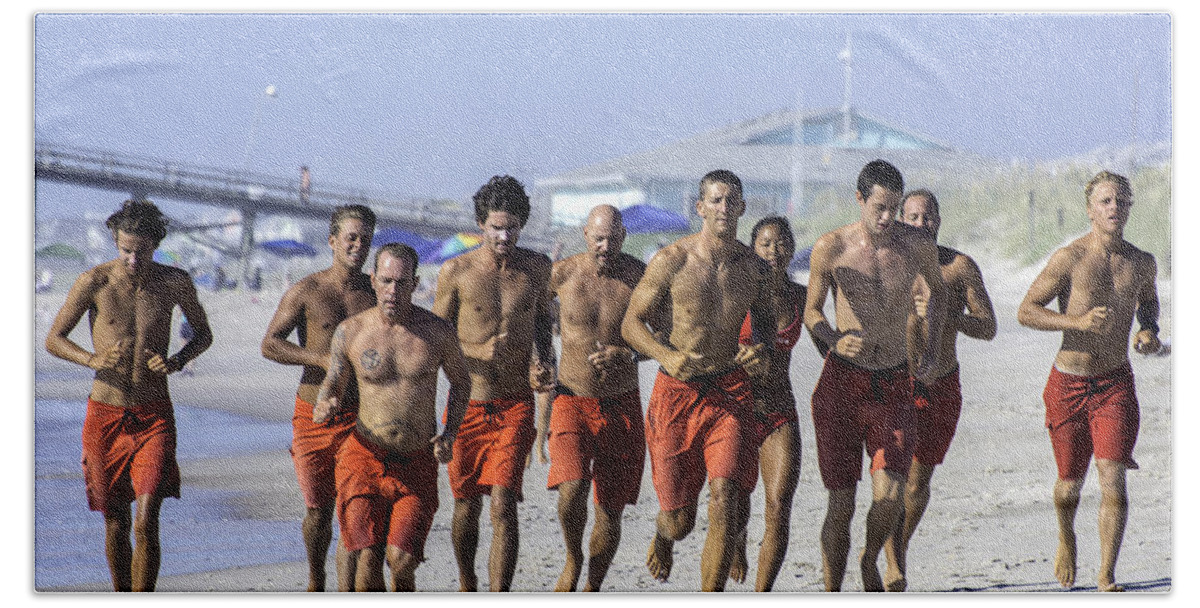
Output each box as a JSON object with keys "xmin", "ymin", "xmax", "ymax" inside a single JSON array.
[{"xmin": 532, "ymin": 106, "xmax": 1002, "ymax": 231}]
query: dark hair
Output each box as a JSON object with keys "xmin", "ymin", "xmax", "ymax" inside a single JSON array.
[
  {"xmin": 473, "ymin": 175, "xmax": 530, "ymax": 227},
  {"xmin": 902, "ymin": 189, "xmax": 939, "ymax": 215},
  {"xmin": 330, "ymin": 204, "xmax": 377, "ymax": 237},
  {"xmin": 699, "ymin": 169, "xmax": 744, "ymax": 200},
  {"xmin": 750, "ymin": 215, "xmax": 795, "ymax": 249},
  {"xmin": 106, "ymin": 199, "xmax": 168, "ymax": 246},
  {"xmin": 856, "ymin": 159, "xmax": 904, "ymax": 200},
  {"xmin": 374, "ymin": 242, "xmax": 419, "ymax": 275}
]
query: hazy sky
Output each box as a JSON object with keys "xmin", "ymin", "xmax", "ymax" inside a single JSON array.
[{"xmin": 33, "ymin": 12, "xmax": 1171, "ymax": 217}]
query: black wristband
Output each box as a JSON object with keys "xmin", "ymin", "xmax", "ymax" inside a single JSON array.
[{"xmin": 1140, "ymin": 320, "xmax": 1160, "ymax": 335}]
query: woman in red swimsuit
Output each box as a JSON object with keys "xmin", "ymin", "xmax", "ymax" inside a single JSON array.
[{"xmin": 734, "ymin": 216, "xmax": 809, "ymax": 591}]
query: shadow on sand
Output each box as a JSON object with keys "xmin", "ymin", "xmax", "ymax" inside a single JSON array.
[{"xmin": 944, "ymin": 576, "xmax": 1171, "ymax": 592}]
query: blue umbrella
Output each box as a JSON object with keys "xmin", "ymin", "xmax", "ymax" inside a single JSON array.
[
  {"xmin": 373, "ymin": 227, "xmax": 442, "ymax": 264},
  {"xmin": 620, "ymin": 204, "xmax": 690, "ymax": 234},
  {"xmin": 258, "ymin": 239, "xmax": 318, "ymax": 258}
]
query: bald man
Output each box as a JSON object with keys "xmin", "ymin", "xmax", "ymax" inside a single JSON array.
[{"xmin": 544, "ymin": 205, "xmax": 654, "ymax": 591}]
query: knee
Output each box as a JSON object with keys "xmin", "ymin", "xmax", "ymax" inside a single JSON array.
[
  {"xmin": 1053, "ymin": 480, "xmax": 1083, "ymax": 508},
  {"xmin": 132, "ymin": 512, "xmax": 159, "ymax": 542},
  {"xmin": 659, "ymin": 509, "xmax": 695, "ymax": 540},
  {"xmin": 489, "ymin": 496, "xmax": 518, "ymax": 529},
  {"xmin": 387, "ymin": 548, "xmax": 418, "ymax": 575}
]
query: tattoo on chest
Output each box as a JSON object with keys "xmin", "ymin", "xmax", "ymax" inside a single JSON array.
[{"xmin": 360, "ymin": 349, "xmax": 381, "ymax": 371}]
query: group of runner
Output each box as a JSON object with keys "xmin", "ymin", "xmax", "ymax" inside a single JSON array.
[{"xmin": 45, "ymin": 160, "xmax": 1161, "ymax": 593}]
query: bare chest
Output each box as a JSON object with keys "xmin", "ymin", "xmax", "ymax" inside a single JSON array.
[
  {"xmin": 459, "ymin": 267, "xmax": 540, "ymax": 321},
  {"xmin": 833, "ymin": 245, "xmax": 915, "ymax": 307},
  {"xmin": 558, "ymin": 274, "xmax": 633, "ymax": 332},
  {"xmin": 1067, "ymin": 253, "xmax": 1142, "ymax": 308},
  {"xmin": 350, "ymin": 330, "xmax": 437, "ymax": 385},
  {"xmin": 306, "ymin": 288, "xmax": 375, "ymax": 335},
  {"xmin": 93, "ymin": 282, "xmax": 175, "ymax": 334}
]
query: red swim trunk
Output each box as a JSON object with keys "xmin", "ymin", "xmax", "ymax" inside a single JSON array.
[
  {"xmin": 645, "ymin": 367, "xmax": 756, "ymax": 512},
  {"xmin": 1043, "ymin": 363, "xmax": 1140, "ymax": 480},
  {"xmin": 741, "ymin": 402, "xmax": 801, "ymax": 494},
  {"xmin": 447, "ymin": 394, "xmax": 536, "ymax": 501},
  {"xmin": 335, "ymin": 432, "xmax": 439, "ymax": 558},
  {"xmin": 811, "ymin": 354, "xmax": 915, "ymax": 490},
  {"xmin": 546, "ymin": 387, "xmax": 645, "ymax": 510},
  {"xmin": 911, "ymin": 367, "xmax": 963, "ymax": 467},
  {"xmin": 81, "ymin": 398, "xmax": 181, "ymax": 514},
  {"xmin": 290, "ymin": 395, "xmax": 357, "ymax": 508}
]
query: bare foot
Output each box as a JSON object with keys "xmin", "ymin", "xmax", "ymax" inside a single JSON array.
[
  {"xmin": 1054, "ymin": 533, "xmax": 1077, "ymax": 589},
  {"xmin": 646, "ymin": 534, "xmax": 674, "ymax": 582},
  {"xmin": 883, "ymin": 572, "xmax": 906, "ymax": 592},
  {"xmin": 860, "ymin": 549, "xmax": 884, "ymax": 592},
  {"xmin": 555, "ymin": 561, "xmax": 581, "ymax": 592},
  {"xmin": 728, "ymin": 534, "xmax": 748, "ymax": 584},
  {"xmin": 1098, "ymin": 582, "xmax": 1125, "ymax": 592}
]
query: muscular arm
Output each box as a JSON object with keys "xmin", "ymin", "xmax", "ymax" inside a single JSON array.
[
  {"xmin": 170, "ymin": 277, "xmax": 212, "ymax": 369},
  {"xmin": 1018, "ymin": 248, "xmax": 1091, "ymax": 332},
  {"xmin": 260, "ymin": 286, "xmax": 326, "ymax": 369},
  {"xmin": 803, "ymin": 236, "xmax": 842, "ymax": 352},
  {"xmin": 621, "ymin": 249, "xmax": 685, "ymax": 367},
  {"xmin": 1133, "ymin": 256, "xmax": 1162, "ymax": 354},
  {"xmin": 45, "ymin": 271, "xmax": 109, "ymax": 369},
  {"xmin": 313, "ymin": 323, "xmax": 352, "ymax": 423},
  {"xmin": 957, "ymin": 257, "xmax": 997, "ymax": 341},
  {"xmin": 532, "ymin": 259, "xmax": 557, "ymax": 367},
  {"xmin": 914, "ymin": 238, "xmax": 948, "ymax": 375},
  {"xmin": 440, "ymin": 328, "xmax": 471, "ymax": 440}
]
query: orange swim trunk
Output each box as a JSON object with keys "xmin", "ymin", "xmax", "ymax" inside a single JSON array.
[
  {"xmin": 81, "ymin": 398, "xmax": 181, "ymax": 514},
  {"xmin": 811, "ymin": 354, "xmax": 915, "ymax": 490},
  {"xmin": 290, "ymin": 395, "xmax": 357, "ymax": 508},
  {"xmin": 645, "ymin": 367, "xmax": 756, "ymax": 512},
  {"xmin": 911, "ymin": 367, "xmax": 963, "ymax": 467},
  {"xmin": 447, "ymin": 394, "xmax": 536, "ymax": 501},
  {"xmin": 1043, "ymin": 363, "xmax": 1140, "ymax": 480},
  {"xmin": 546, "ymin": 386, "xmax": 645, "ymax": 510},
  {"xmin": 335, "ymin": 432, "xmax": 438, "ymax": 558}
]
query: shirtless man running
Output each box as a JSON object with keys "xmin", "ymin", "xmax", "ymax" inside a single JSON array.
[
  {"xmin": 882, "ymin": 189, "xmax": 997, "ymax": 591},
  {"xmin": 622, "ymin": 170, "xmax": 775, "ymax": 592},
  {"xmin": 261, "ymin": 204, "xmax": 376, "ymax": 591},
  {"xmin": 433, "ymin": 175, "xmax": 555, "ymax": 592},
  {"xmin": 312, "ymin": 243, "xmax": 469, "ymax": 591},
  {"xmin": 545, "ymin": 205, "xmax": 652, "ymax": 591},
  {"xmin": 46, "ymin": 200, "xmax": 213, "ymax": 591},
  {"xmin": 804, "ymin": 160, "xmax": 946, "ymax": 592},
  {"xmin": 1017, "ymin": 170, "xmax": 1161, "ymax": 592}
]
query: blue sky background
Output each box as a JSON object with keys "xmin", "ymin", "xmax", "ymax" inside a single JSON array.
[{"xmin": 32, "ymin": 12, "xmax": 1171, "ymax": 218}]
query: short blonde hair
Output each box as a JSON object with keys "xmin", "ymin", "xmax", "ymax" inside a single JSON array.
[{"xmin": 1084, "ymin": 170, "xmax": 1132, "ymax": 205}]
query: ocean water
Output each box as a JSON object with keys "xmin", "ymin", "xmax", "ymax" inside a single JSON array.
[{"xmin": 33, "ymin": 397, "xmax": 307, "ymax": 590}]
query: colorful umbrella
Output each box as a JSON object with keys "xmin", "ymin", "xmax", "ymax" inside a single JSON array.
[
  {"xmin": 374, "ymin": 227, "xmax": 441, "ymax": 264},
  {"xmin": 258, "ymin": 239, "xmax": 318, "ymax": 258},
  {"xmin": 430, "ymin": 232, "xmax": 482, "ymax": 263},
  {"xmin": 153, "ymin": 250, "xmax": 183, "ymax": 266}
]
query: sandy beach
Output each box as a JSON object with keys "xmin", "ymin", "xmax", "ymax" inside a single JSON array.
[{"xmin": 32, "ymin": 253, "xmax": 1172, "ymax": 593}]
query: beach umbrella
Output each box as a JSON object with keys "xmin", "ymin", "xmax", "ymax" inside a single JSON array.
[
  {"xmin": 35, "ymin": 243, "xmax": 85, "ymax": 261},
  {"xmin": 153, "ymin": 250, "xmax": 183, "ymax": 266},
  {"xmin": 374, "ymin": 227, "xmax": 442, "ymax": 263},
  {"xmin": 257, "ymin": 239, "xmax": 318, "ymax": 258},
  {"xmin": 429, "ymin": 232, "xmax": 482, "ymax": 263},
  {"xmin": 620, "ymin": 204, "xmax": 691, "ymax": 234}
]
